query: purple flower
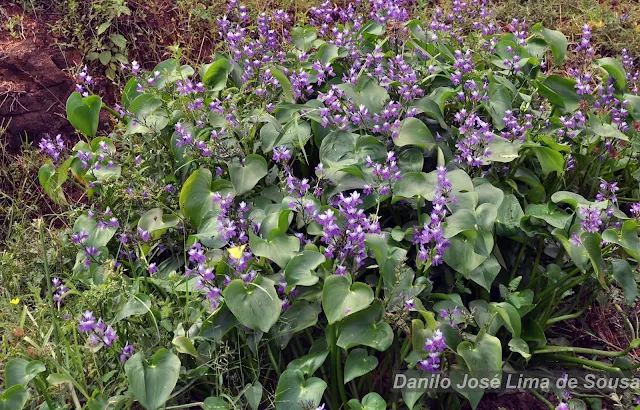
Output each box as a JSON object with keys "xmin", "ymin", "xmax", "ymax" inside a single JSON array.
[
  {"xmin": 579, "ymin": 207, "xmax": 602, "ymax": 233},
  {"xmin": 39, "ymin": 134, "xmax": 65, "ymax": 162},
  {"xmin": 148, "ymin": 263, "xmax": 158, "ymax": 274},
  {"xmin": 120, "ymin": 342, "xmax": 134, "ymax": 362},
  {"xmin": 78, "ymin": 311, "xmax": 97, "ymax": 333},
  {"xmin": 414, "ymin": 167, "xmax": 451, "ymax": 264},
  {"xmin": 556, "ymin": 403, "xmax": 569, "ymax": 410},
  {"xmin": 273, "ymin": 146, "xmax": 291, "ymax": 163},
  {"xmin": 418, "ymin": 329, "xmax": 447, "ymax": 373}
]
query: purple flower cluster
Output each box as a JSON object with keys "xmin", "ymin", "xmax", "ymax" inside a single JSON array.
[
  {"xmin": 185, "ymin": 243, "xmax": 223, "ymax": 309},
  {"xmin": 120, "ymin": 342, "xmax": 134, "ymax": 362},
  {"xmin": 557, "ymin": 111, "xmax": 586, "ymax": 139},
  {"xmin": 413, "ymin": 167, "xmax": 452, "ymax": 265},
  {"xmin": 39, "ymin": 134, "xmax": 65, "ymax": 162},
  {"xmin": 213, "ymin": 193, "xmax": 253, "ymax": 244},
  {"xmin": 364, "ymin": 151, "xmax": 401, "ymax": 196},
  {"xmin": 175, "ymin": 122, "xmax": 211, "ymax": 157},
  {"xmin": 78, "ymin": 311, "xmax": 119, "ymax": 347},
  {"xmin": 316, "ymin": 191, "xmax": 380, "ymax": 270},
  {"xmin": 453, "ymin": 110, "xmax": 495, "ymax": 167},
  {"xmin": 579, "ymin": 207, "xmax": 602, "ymax": 233},
  {"xmin": 75, "ymin": 65, "xmax": 94, "ymax": 97},
  {"xmin": 418, "ymin": 329, "xmax": 447, "ymax": 373},
  {"xmin": 575, "ymin": 24, "xmax": 595, "ymax": 57},
  {"xmin": 52, "ymin": 277, "xmax": 69, "ymax": 307}
]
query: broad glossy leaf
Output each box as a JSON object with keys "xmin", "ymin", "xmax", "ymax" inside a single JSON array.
[
  {"xmin": 0, "ymin": 385, "xmax": 28, "ymax": 410},
  {"xmin": 486, "ymin": 137, "xmax": 521, "ymax": 163},
  {"xmin": 347, "ymin": 393, "xmax": 386, "ymax": 410},
  {"xmin": 202, "ymin": 58, "xmax": 232, "ymax": 91},
  {"xmin": 412, "ymin": 97, "xmax": 448, "ymax": 129},
  {"xmin": 38, "ymin": 161, "xmax": 69, "ymax": 205},
  {"xmin": 271, "ymin": 68, "xmax": 294, "ymax": 103},
  {"xmin": 529, "ymin": 146, "xmax": 564, "ymax": 174},
  {"xmin": 443, "ymin": 228, "xmax": 494, "ymax": 275},
  {"xmin": 66, "ymin": 92, "xmax": 101, "ymax": 137},
  {"xmin": 180, "ymin": 168, "xmax": 217, "ymax": 228},
  {"xmin": 322, "ymin": 275, "xmax": 374, "ymax": 324},
  {"xmin": 602, "ymin": 220, "xmax": 640, "ymax": 260},
  {"xmin": 275, "ymin": 369, "xmax": 327, "ymax": 410},
  {"xmin": 291, "ymin": 26, "xmax": 317, "ymax": 52},
  {"xmin": 524, "ymin": 203, "xmax": 572, "ymax": 229},
  {"xmin": 284, "ymin": 250, "xmax": 326, "ymax": 287},
  {"xmin": 337, "ymin": 301, "xmax": 393, "ymax": 351},
  {"xmin": 496, "ymin": 194, "xmax": 524, "ymax": 237},
  {"xmin": 229, "ymin": 155, "xmax": 268, "ymax": 195},
  {"xmin": 244, "ymin": 382, "xmax": 263, "ymax": 410},
  {"xmin": 394, "ymin": 117, "xmax": 436, "ymax": 150},
  {"xmin": 612, "ymin": 259, "xmax": 637, "ymax": 305},
  {"xmin": 287, "ymin": 350, "xmax": 329, "ymax": 377},
  {"xmin": 484, "ymin": 82, "xmax": 511, "ymax": 130},
  {"xmin": 490, "ymin": 302, "xmax": 521, "ymax": 338},
  {"xmin": 595, "ymin": 57, "xmax": 626, "ymax": 90},
  {"xmin": 73, "ymin": 213, "xmax": 117, "ymax": 248},
  {"xmin": 172, "ymin": 336, "xmax": 198, "ymax": 358},
  {"xmin": 250, "ymin": 232, "xmax": 299, "ymax": 268},
  {"xmin": 124, "ymin": 349, "xmax": 181, "ymax": 410},
  {"xmin": 539, "ymin": 75, "xmax": 580, "ymax": 112},
  {"xmin": 198, "ymin": 304, "xmax": 238, "ymax": 341},
  {"xmin": 203, "ymin": 397, "xmax": 229, "ymax": 410},
  {"xmin": 469, "ymin": 256, "xmax": 501, "ymax": 292},
  {"xmin": 4, "ymin": 359, "xmax": 45, "ymax": 388},
  {"xmin": 138, "ymin": 208, "xmax": 179, "ymax": 240},
  {"xmin": 223, "ymin": 276, "xmax": 281, "ymax": 332},
  {"xmin": 508, "ymin": 337, "xmax": 531, "ymax": 360},
  {"xmin": 272, "ymin": 301, "xmax": 320, "ymax": 348},
  {"xmin": 532, "ymin": 23, "xmax": 568, "ymax": 65},
  {"xmin": 457, "ymin": 333, "xmax": 503, "ymax": 374},
  {"xmin": 344, "ymin": 348, "xmax": 378, "ymax": 383}
]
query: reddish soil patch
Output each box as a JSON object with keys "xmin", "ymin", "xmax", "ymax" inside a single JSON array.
[
  {"xmin": 470, "ymin": 392, "xmax": 550, "ymax": 410},
  {"xmin": 0, "ymin": 2, "xmax": 81, "ymax": 150}
]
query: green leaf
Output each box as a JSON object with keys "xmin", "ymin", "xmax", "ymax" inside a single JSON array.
[
  {"xmin": 73, "ymin": 213, "xmax": 117, "ymax": 248},
  {"xmin": 529, "ymin": 146, "xmax": 564, "ymax": 174},
  {"xmin": 271, "ymin": 68, "xmax": 294, "ymax": 103},
  {"xmin": 444, "ymin": 228, "xmax": 494, "ymax": 275},
  {"xmin": 113, "ymin": 292, "xmax": 151, "ymax": 323},
  {"xmin": 97, "ymin": 21, "xmax": 111, "ymax": 34},
  {"xmin": 413, "ymin": 97, "xmax": 448, "ymax": 129},
  {"xmin": 272, "ymin": 301, "xmax": 320, "ymax": 349},
  {"xmin": 202, "ymin": 58, "xmax": 232, "ymax": 91},
  {"xmin": 203, "ymin": 397, "xmax": 229, "ymax": 410},
  {"xmin": 198, "ymin": 304, "xmax": 238, "ymax": 341},
  {"xmin": 581, "ymin": 232, "xmax": 606, "ymax": 287},
  {"xmin": 230, "ymin": 155, "xmax": 268, "ymax": 195},
  {"xmin": 110, "ymin": 33, "xmax": 127, "ymax": 49},
  {"xmin": 337, "ymin": 301, "xmax": 393, "ymax": 351},
  {"xmin": 124, "ymin": 349, "xmax": 181, "ymax": 410},
  {"xmin": 39, "ymin": 161, "xmax": 69, "ymax": 205},
  {"xmin": 322, "ymin": 275, "xmax": 374, "ymax": 324},
  {"xmin": 291, "ymin": 26, "xmax": 317, "ymax": 52},
  {"xmin": 5, "ymin": 359, "xmax": 45, "ymax": 389},
  {"xmin": 485, "ymin": 82, "xmax": 512, "ymax": 130},
  {"xmin": 595, "ymin": 57, "xmax": 627, "ymax": 90},
  {"xmin": 469, "ymin": 256, "xmax": 501, "ymax": 292},
  {"xmin": 394, "ymin": 117, "xmax": 436, "ymax": 150},
  {"xmin": 244, "ymin": 382, "xmax": 263, "ymax": 410},
  {"xmin": 284, "ymin": 250, "xmax": 326, "ymax": 287},
  {"xmin": 486, "ymin": 137, "xmax": 521, "ymax": 163},
  {"xmin": 287, "ymin": 350, "xmax": 329, "ymax": 377},
  {"xmin": 612, "ymin": 259, "xmax": 637, "ymax": 305},
  {"xmin": 250, "ymin": 232, "xmax": 299, "ymax": 268},
  {"xmin": 525, "ymin": 203, "xmax": 572, "ymax": 229},
  {"xmin": 344, "ymin": 348, "xmax": 378, "ymax": 383},
  {"xmin": 496, "ymin": 194, "xmax": 524, "ymax": 237},
  {"xmin": 223, "ymin": 276, "xmax": 281, "ymax": 332},
  {"xmin": 275, "ymin": 369, "xmax": 327, "ymax": 410},
  {"xmin": 348, "ymin": 393, "xmax": 386, "ymax": 410},
  {"xmin": 602, "ymin": 220, "xmax": 640, "ymax": 260},
  {"xmin": 138, "ymin": 208, "xmax": 179, "ymax": 240},
  {"xmin": 532, "ymin": 23, "xmax": 568, "ymax": 65},
  {"xmin": 180, "ymin": 168, "xmax": 217, "ymax": 228},
  {"xmin": 539, "ymin": 75, "xmax": 580, "ymax": 112},
  {"xmin": 508, "ymin": 338, "xmax": 531, "ymax": 360},
  {"xmin": 0, "ymin": 385, "xmax": 28, "ymax": 410},
  {"xmin": 490, "ymin": 302, "xmax": 521, "ymax": 338},
  {"xmin": 457, "ymin": 333, "xmax": 503, "ymax": 374},
  {"xmin": 172, "ymin": 336, "xmax": 198, "ymax": 358},
  {"xmin": 66, "ymin": 92, "xmax": 102, "ymax": 137}
]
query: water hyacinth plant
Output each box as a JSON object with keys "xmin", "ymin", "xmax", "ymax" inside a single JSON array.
[{"xmin": 6, "ymin": 0, "xmax": 640, "ymax": 409}]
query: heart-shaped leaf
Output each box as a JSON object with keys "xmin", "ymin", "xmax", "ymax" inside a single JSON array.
[
  {"xmin": 223, "ymin": 276, "xmax": 282, "ymax": 332},
  {"xmin": 322, "ymin": 275, "xmax": 374, "ymax": 324},
  {"xmin": 172, "ymin": 336, "xmax": 198, "ymax": 358},
  {"xmin": 229, "ymin": 155, "xmax": 268, "ymax": 195},
  {"xmin": 244, "ymin": 382, "xmax": 263, "ymax": 410},
  {"xmin": 0, "ymin": 385, "xmax": 28, "ymax": 410},
  {"xmin": 275, "ymin": 369, "xmax": 327, "ymax": 410},
  {"xmin": 180, "ymin": 168, "xmax": 218, "ymax": 228},
  {"xmin": 250, "ymin": 232, "xmax": 300, "ymax": 268},
  {"xmin": 284, "ymin": 250, "xmax": 326, "ymax": 287},
  {"xmin": 337, "ymin": 301, "xmax": 393, "ymax": 351},
  {"xmin": 124, "ymin": 349, "xmax": 181, "ymax": 410},
  {"xmin": 612, "ymin": 259, "xmax": 638, "ymax": 305},
  {"xmin": 394, "ymin": 117, "xmax": 436, "ymax": 150},
  {"xmin": 138, "ymin": 208, "xmax": 179, "ymax": 240},
  {"xmin": 457, "ymin": 333, "xmax": 503, "ymax": 375},
  {"xmin": 66, "ymin": 92, "xmax": 102, "ymax": 137},
  {"xmin": 287, "ymin": 350, "xmax": 329, "ymax": 377},
  {"xmin": 272, "ymin": 301, "xmax": 320, "ymax": 349},
  {"xmin": 201, "ymin": 58, "xmax": 232, "ymax": 91},
  {"xmin": 344, "ymin": 348, "xmax": 378, "ymax": 383},
  {"xmin": 203, "ymin": 397, "xmax": 229, "ymax": 409},
  {"xmin": 4, "ymin": 359, "xmax": 45, "ymax": 389}
]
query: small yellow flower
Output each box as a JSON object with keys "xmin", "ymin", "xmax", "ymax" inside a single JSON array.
[
  {"xmin": 589, "ymin": 20, "xmax": 605, "ymax": 29},
  {"xmin": 228, "ymin": 244, "xmax": 247, "ymax": 259},
  {"xmin": 10, "ymin": 298, "xmax": 20, "ymax": 305}
]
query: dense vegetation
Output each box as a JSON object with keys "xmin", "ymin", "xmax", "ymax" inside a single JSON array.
[{"xmin": 3, "ymin": 0, "xmax": 640, "ymax": 409}]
